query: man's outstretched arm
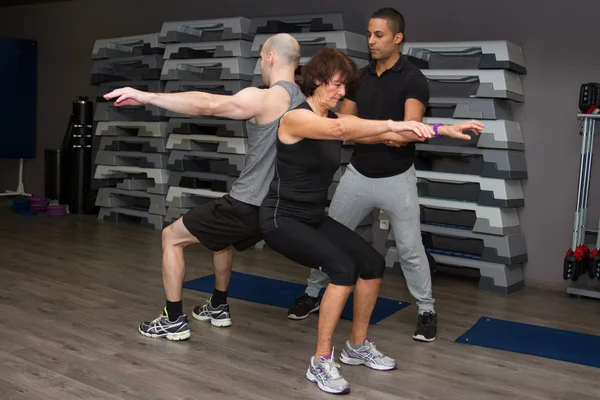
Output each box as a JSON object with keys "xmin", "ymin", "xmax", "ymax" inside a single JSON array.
[{"xmin": 103, "ymin": 86, "xmax": 266, "ymax": 120}]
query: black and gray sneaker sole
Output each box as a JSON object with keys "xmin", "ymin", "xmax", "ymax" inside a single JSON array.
[
  {"xmin": 138, "ymin": 327, "xmax": 191, "ymax": 341},
  {"xmin": 192, "ymin": 311, "xmax": 232, "ymax": 327},
  {"xmin": 287, "ymin": 304, "xmax": 320, "ymax": 320},
  {"xmin": 412, "ymin": 333, "xmax": 436, "ymax": 342}
]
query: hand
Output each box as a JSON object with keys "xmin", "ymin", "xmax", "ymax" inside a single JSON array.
[
  {"xmin": 384, "ymin": 140, "xmax": 403, "ymax": 147},
  {"xmin": 381, "ymin": 132, "xmax": 409, "ymax": 147},
  {"xmin": 388, "ymin": 120, "xmax": 434, "ymax": 141},
  {"xmin": 438, "ymin": 120, "xmax": 485, "ymax": 140},
  {"xmin": 103, "ymin": 87, "xmax": 154, "ymax": 107}
]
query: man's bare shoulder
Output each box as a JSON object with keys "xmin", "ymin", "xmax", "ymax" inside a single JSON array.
[
  {"xmin": 237, "ymin": 86, "xmax": 267, "ymax": 100},
  {"xmin": 252, "ymin": 82, "xmax": 297, "ymax": 123},
  {"xmin": 237, "ymin": 85, "xmax": 290, "ymax": 105}
]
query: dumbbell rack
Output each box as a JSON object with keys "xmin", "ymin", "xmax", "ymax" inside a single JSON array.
[{"xmin": 566, "ymin": 113, "xmax": 600, "ymax": 299}]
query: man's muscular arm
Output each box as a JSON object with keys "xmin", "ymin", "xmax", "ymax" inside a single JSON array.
[
  {"xmin": 380, "ymin": 71, "xmax": 430, "ymax": 147},
  {"xmin": 103, "ymin": 86, "xmax": 266, "ymax": 120}
]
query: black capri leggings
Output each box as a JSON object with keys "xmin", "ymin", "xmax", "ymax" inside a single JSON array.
[{"xmin": 262, "ymin": 216, "xmax": 386, "ymax": 286}]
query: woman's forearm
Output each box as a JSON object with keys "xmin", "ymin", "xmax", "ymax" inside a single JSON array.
[{"xmin": 336, "ymin": 116, "xmax": 391, "ymax": 141}]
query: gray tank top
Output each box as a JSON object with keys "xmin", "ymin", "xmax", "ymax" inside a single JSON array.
[{"xmin": 229, "ymin": 80, "xmax": 306, "ymax": 206}]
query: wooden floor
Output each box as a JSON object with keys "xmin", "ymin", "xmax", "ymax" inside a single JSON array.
[{"xmin": 1, "ymin": 199, "xmax": 600, "ymax": 400}]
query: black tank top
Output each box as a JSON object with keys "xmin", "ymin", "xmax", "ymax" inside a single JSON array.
[{"xmin": 260, "ymin": 101, "xmax": 341, "ymax": 230}]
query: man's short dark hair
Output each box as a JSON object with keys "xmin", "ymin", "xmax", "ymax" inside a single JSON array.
[
  {"xmin": 300, "ymin": 48, "xmax": 359, "ymax": 97},
  {"xmin": 371, "ymin": 7, "xmax": 405, "ymax": 35}
]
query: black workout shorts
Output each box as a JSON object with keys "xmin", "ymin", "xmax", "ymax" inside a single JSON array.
[{"xmin": 181, "ymin": 194, "xmax": 262, "ymax": 252}]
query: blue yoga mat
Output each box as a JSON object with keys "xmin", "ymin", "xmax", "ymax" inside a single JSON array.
[
  {"xmin": 456, "ymin": 316, "xmax": 600, "ymax": 368},
  {"xmin": 183, "ymin": 271, "xmax": 410, "ymax": 324}
]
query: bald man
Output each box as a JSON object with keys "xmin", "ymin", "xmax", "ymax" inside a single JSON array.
[{"xmin": 104, "ymin": 34, "xmax": 305, "ymax": 340}]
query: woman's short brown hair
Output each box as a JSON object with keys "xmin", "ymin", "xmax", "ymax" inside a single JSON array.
[{"xmin": 300, "ymin": 48, "xmax": 360, "ymax": 96}]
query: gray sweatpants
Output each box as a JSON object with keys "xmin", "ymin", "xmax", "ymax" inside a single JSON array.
[{"xmin": 305, "ymin": 163, "xmax": 435, "ymax": 314}]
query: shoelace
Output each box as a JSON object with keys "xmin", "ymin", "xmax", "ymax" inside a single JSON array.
[
  {"xmin": 296, "ymin": 295, "xmax": 315, "ymax": 307},
  {"xmin": 151, "ymin": 314, "xmax": 167, "ymax": 325},
  {"xmin": 320, "ymin": 357, "xmax": 342, "ymax": 380},
  {"xmin": 366, "ymin": 341, "xmax": 384, "ymax": 358},
  {"xmin": 420, "ymin": 313, "xmax": 436, "ymax": 327}
]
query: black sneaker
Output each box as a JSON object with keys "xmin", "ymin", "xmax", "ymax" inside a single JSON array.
[
  {"xmin": 288, "ymin": 293, "xmax": 320, "ymax": 320},
  {"xmin": 139, "ymin": 308, "xmax": 191, "ymax": 341},
  {"xmin": 413, "ymin": 312, "xmax": 437, "ymax": 342},
  {"xmin": 192, "ymin": 298, "xmax": 232, "ymax": 327}
]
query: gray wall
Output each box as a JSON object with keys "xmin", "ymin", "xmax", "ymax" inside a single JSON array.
[{"xmin": 1, "ymin": 0, "xmax": 599, "ymax": 287}]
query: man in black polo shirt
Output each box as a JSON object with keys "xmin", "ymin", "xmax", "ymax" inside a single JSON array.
[{"xmin": 288, "ymin": 7, "xmax": 479, "ymax": 342}]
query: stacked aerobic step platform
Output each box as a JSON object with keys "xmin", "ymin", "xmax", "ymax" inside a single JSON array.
[
  {"xmin": 91, "ymin": 33, "xmax": 170, "ymax": 230},
  {"xmin": 379, "ymin": 41, "xmax": 528, "ymax": 294},
  {"xmin": 156, "ymin": 17, "xmax": 256, "ymax": 226},
  {"xmin": 249, "ymin": 12, "xmax": 376, "ymax": 247}
]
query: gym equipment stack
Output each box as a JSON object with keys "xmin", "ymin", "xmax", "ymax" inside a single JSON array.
[
  {"xmin": 564, "ymin": 82, "xmax": 600, "ymax": 298},
  {"xmin": 91, "ymin": 20, "xmax": 257, "ymax": 229},
  {"xmin": 381, "ymin": 41, "xmax": 529, "ymax": 294},
  {"xmin": 91, "ymin": 33, "xmax": 169, "ymax": 229}
]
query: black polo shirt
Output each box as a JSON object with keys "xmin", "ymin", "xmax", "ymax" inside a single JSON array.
[{"xmin": 346, "ymin": 55, "xmax": 429, "ymax": 178}]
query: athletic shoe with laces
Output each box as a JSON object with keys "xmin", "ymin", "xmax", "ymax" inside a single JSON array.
[
  {"xmin": 287, "ymin": 293, "xmax": 320, "ymax": 320},
  {"xmin": 339, "ymin": 338, "xmax": 396, "ymax": 371},
  {"xmin": 138, "ymin": 308, "xmax": 191, "ymax": 341},
  {"xmin": 306, "ymin": 348, "xmax": 350, "ymax": 394},
  {"xmin": 413, "ymin": 311, "xmax": 437, "ymax": 342},
  {"xmin": 192, "ymin": 298, "xmax": 232, "ymax": 327}
]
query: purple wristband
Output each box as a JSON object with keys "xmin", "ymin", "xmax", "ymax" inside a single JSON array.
[{"xmin": 433, "ymin": 123, "xmax": 444, "ymax": 137}]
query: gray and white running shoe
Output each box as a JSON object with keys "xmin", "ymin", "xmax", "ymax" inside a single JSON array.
[
  {"xmin": 339, "ymin": 338, "xmax": 396, "ymax": 371},
  {"xmin": 192, "ymin": 299, "xmax": 232, "ymax": 327},
  {"xmin": 306, "ymin": 349, "xmax": 350, "ymax": 394},
  {"xmin": 138, "ymin": 308, "xmax": 191, "ymax": 341}
]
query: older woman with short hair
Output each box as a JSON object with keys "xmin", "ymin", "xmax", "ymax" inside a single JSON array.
[{"xmin": 259, "ymin": 48, "xmax": 437, "ymax": 394}]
